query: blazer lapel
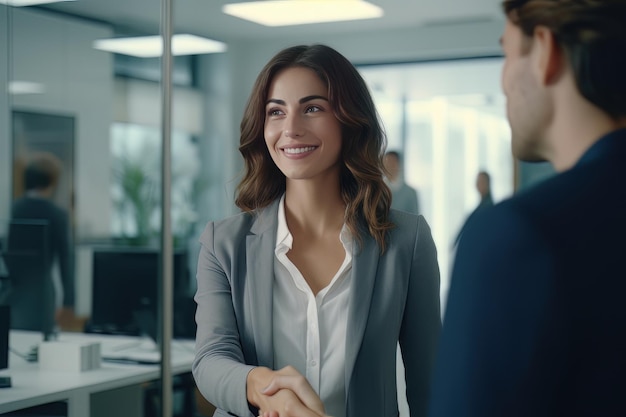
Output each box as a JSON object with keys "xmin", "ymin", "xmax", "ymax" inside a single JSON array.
[
  {"xmin": 344, "ymin": 232, "xmax": 380, "ymax": 392},
  {"xmin": 246, "ymin": 200, "xmax": 280, "ymax": 369}
]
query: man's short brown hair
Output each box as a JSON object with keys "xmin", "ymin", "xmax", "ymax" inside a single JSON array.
[
  {"xmin": 502, "ymin": 0, "xmax": 626, "ymax": 119},
  {"xmin": 23, "ymin": 152, "xmax": 62, "ymax": 191}
]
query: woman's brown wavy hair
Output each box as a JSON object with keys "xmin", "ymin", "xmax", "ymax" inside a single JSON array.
[
  {"xmin": 235, "ymin": 44, "xmax": 394, "ymax": 252},
  {"xmin": 503, "ymin": 0, "xmax": 626, "ymax": 119}
]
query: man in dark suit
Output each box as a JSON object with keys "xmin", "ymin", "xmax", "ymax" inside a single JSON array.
[
  {"xmin": 429, "ymin": 1, "xmax": 626, "ymax": 416},
  {"xmin": 7, "ymin": 152, "xmax": 75, "ymax": 338}
]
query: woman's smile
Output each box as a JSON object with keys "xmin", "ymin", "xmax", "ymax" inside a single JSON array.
[{"xmin": 281, "ymin": 145, "xmax": 318, "ymax": 158}]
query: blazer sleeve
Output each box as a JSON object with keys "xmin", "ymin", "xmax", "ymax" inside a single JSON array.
[
  {"xmin": 428, "ymin": 206, "xmax": 555, "ymax": 417},
  {"xmin": 400, "ymin": 215, "xmax": 442, "ymax": 417},
  {"xmin": 192, "ymin": 221, "xmax": 255, "ymax": 417}
]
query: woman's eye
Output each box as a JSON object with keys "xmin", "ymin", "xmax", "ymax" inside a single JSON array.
[
  {"xmin": 305, "ymin": 105, "xmax": 321, "ymax": 113},
  {"xmin": 268, "ymin": 108, "xmax": 283, "ymax": 116}
]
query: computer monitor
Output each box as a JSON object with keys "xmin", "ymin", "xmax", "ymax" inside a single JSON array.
[{"xmin": 88, "ymin": 247, "xmax": 195, "ymax": 339}]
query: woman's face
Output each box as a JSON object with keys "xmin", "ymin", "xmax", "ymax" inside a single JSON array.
[{"xmin": 264, "ymin": 66, "xmax": 343, "ymax": 184}]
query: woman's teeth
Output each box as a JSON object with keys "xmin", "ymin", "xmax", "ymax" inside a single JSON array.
[{"xmin": 284, "ymin": 146, "xmax": 316, "ymax": 154}]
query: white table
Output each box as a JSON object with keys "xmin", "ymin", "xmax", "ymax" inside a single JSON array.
[{"xmin": 0, "ymin": 330, "xmax": 196, "ymax": 417}]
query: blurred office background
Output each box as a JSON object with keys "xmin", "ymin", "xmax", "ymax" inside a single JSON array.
[{"xmin": 0, "ymin": 1, "xmax": 556, "ymax": 415}]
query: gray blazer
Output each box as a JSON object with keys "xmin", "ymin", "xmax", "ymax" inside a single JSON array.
[{"xmin": 193, "ymin": 199, "xmax": 441, "ymax": 417}]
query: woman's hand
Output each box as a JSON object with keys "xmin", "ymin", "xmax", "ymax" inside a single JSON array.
[
  {"xmin": 256, "ymin": 389, "xmax": 328, "ymax": 417},
  {"xmin": 247, "ymin": 365, "xmax": 328, "ymax": 417}
]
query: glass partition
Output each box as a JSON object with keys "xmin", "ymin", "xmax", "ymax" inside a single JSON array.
[
  {"xmin": 1, "ymin": 0, "xmax": 232, "ymax": 413},
  {"xmin": 0, "ymin": 1, "xmax": 183, "ymax": 416},
  {"xmin": 6, "ymin": 3, "xmax": 118, "ymax": 324}
]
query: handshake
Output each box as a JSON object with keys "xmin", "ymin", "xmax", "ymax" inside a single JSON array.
[{"xmin": 249, "ymin": 366, "xmax": 334, "ymax": 417}]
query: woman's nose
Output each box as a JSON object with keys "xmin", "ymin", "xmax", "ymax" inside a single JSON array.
[
  {"xmin": 284, "ymin": 115, "xmax": 304, "ymax": 138},
  {"xmin": 284, "ymin": 129, "xmax": 303, "ymax": 138}
]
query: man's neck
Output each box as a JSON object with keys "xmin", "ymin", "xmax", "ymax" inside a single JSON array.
[{"xmin": 547, "ymin": 93, "xmax": 626, "ymax": 172}]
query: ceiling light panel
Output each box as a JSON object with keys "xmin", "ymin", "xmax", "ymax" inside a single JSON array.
[
  {"xmin": 223, "ymin": 0, "xmax": 384, "ymax": 27},
  {"xmin": 0, "ymin": 0, "xmax": 74, "ymax": 6},
  {"xmin": 8, "ymin": 81, "xmax": 46, "ymax": 95},
  {"xmin": 92, "ymin": 34, "xmax": 227, "ymax": 58}
]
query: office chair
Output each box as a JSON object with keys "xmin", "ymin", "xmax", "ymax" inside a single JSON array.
[{"xmin": 4, "ymin": 220, "xmax": 56, "ymax": 340}]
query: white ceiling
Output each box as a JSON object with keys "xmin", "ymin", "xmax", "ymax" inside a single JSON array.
[
  {"xmin": 41, "ymin": 0, "xmax": 504, "ymax": 41},
  {"xmin": 36, "ymin": 0, "xmax": 507, "ymax": 105}
]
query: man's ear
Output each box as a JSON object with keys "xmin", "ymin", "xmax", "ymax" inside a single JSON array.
[{"xmin": 532, "ymin": 26, "xmax": 564, "ymax": 85}]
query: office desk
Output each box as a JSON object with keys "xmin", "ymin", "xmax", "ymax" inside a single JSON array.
[{"xmin": 0, "ymin": 330, "xmax": 195, "ymax": 417}]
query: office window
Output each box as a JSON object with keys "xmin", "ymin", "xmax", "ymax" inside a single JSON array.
[
  {"xmin": 359, "ymin": 58, "xmax": 514, "ymax": 299},
  {"xmin": 109, "ymin": 123, "xmax": 201, "ymax": 247}
]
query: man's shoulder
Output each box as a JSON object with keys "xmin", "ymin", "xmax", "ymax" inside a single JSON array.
[
  {"xmin": 467, "ymin": 158, "xmax": 625, "ymax": 244},
  {"xmin": 508, "ymin": 157, "xmax": 622, "ymax": 218},
  {"xmin": 12, "ymin": 197, "xmax": 66, "ymax": 220},
  {"xmin": 466, "ymin": 179, "xmax": 568, "ymax": 239}
]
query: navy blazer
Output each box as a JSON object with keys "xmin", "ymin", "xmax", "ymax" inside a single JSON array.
[
  {"xmin": 193, "ymin": 200, "xmax": 441, "ymax": 417},
  {"xmin": 429, "ymin": 128, "xmax": 626, "ymax": 417}
]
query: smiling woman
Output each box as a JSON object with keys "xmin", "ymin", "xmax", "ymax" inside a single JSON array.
[{"xmin": 192, "ymin": 44, "xmax": 442, "ymax": 417}]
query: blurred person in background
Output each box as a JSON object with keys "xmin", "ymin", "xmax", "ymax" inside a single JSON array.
[
  {"xmin": 384, "ymin": 150, "xmax": 420, "ymax": 215},
  {"xmin": 7, "ymin": 152, "xmax": 75, "ymax": 338}
]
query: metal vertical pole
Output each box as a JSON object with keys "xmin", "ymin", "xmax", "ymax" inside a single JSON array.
[
  {"xmin": 3, "ymin": 1, "xmax": 14, "ymax": 220},
  {"xmin": 159, "ymin": 0, "xmax": 173, "ymax": 414}
]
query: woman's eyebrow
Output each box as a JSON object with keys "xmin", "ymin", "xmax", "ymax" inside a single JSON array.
[
  {"xmin": 266, "ymin": 98, "xmax": 285, "ymax": 106},
  {"xmin": 299, "ymin": 95, "xmax": 328, "ymax": 103},
  {"xmin": 266, "ymin": 95, "xmax": 328, "ymax": 106}
]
